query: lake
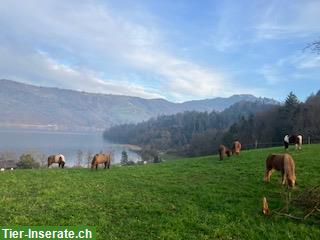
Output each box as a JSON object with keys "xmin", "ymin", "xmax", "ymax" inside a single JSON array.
[{"xmin": 0, "ymin": 129, "xmax": 140, "ymax": 167}]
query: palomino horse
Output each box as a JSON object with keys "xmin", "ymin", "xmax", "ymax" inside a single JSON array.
[
  {"xmin": 284, "ymin": 134, "xmax": 302, "ymax": 150},
  {"xmin": 232, "ymin": 140, "xmax": 241, "ymax": 155},
  {"xmin": 218, "ymin": 145, "xmax": 231, "ymax": 160},
  {"xmin": 91, "ymin": 153, "xmax": 111, "ymax": 170},
  {"xmin": 264, "ymin": 153, "xmax": 296, "ymax": 187},
  {"xmin": 48, "ymin": 154, "xmax": 65, "ymax": 168}
]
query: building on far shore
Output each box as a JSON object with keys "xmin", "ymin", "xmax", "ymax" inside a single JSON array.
[{"xmin": 0, "ymin": 159, "xmax": 18, "ymax": 169}]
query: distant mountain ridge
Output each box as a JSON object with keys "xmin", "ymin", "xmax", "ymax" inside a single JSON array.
[{"xmin": 0, "ymin": 79, "xmax": 279, "ymax": 131}]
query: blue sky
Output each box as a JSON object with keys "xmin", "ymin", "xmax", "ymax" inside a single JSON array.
[{"xmin": 0, "ymin": 0, "xmax": 319, "ymax": 102}]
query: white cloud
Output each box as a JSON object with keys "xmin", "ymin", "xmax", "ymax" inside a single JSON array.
[
  {"xmin": 0, "ymin": 0, "xmax": 233, "ymax": 102},
  {"xmin": 255, "ymin": 1, "xmax": 320, "ymax": 40},
  {"xmin": 258, "ymin": 65, "xmax": 286, "ymax": 85},
  {"xmin": 126, "ymin": 50, "xmax": 230, "ymax": 101},
  {"xmin": 0, "ymin": 46, "xmax": 164, "ymax": 99},
  {"xmin": 277, "ymin": 52, "xmax": 320, "ymax": 69}
]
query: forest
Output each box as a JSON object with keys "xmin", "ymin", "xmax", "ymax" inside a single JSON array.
[{"xmin": 104, "ymin": 91, "xmax": 320, "ymax": 159}]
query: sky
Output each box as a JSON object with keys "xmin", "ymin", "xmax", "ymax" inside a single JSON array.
[{"xmin": 0, "ymin": 0, "xmax": 319, "ymax": 102}]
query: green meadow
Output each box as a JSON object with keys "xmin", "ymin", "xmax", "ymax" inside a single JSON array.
[{"xmin": 0, "ymin": 145, "xmax": 319, "ymax": 239}]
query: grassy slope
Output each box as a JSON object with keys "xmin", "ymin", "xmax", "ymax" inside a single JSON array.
[{"xmin": 0, "ymin": 145, "xmax": 319, "ymax": 239}]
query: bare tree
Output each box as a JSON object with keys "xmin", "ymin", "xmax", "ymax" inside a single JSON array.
[
  {"xmin": 305, "ymin": 39, "xmax": 320, "ymax": 54},
  {"xmin": 86, "ymin": 151, "xmax": 93, "ymax": 168},
  {"xmin": 29, "ymin": 151, "xmax": 47, "ymax": 168},
  {"xmin": 76, "ymin": 150, "xmax": 83, "ymax": 167}
]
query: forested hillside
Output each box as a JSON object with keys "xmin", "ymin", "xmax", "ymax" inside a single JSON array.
[
  {"xmin": 0, "ymin": 79, "xmax": 277, "ymax": 131},
  {"xmin": 103, "ymin": 100, "xmax": 276, "ymax": 156},
  {"xmin": 222, "ymin": 91, "xmax": 320, "ymax": 148},
  {"xmin": 104, "ymin": 91, "xmax": 320, "ymax": 158}
]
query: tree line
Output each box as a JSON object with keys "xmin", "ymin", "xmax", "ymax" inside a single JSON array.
[
  {"xmin": 103, "ymin": 99, "xmax": 277, "ymax": 157},
  {"xmin": 222, "ymin": 91, "xmax": 320, "ymax": 148},
  {"xmin": 104, "ymin": 91, "xmax": 320, "ymax": 158}
]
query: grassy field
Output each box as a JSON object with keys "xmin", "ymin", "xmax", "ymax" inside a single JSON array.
[{"xmin": 0, "ymin": 145, "xmax": 320, "ymax": 239}]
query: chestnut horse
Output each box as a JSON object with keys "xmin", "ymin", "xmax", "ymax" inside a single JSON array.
[
  {"xmin": 232, "ymin": 141, "xmax": 241, "ymax": 155},
  {"xmin": 91, "ymin": 153, "xmax": 111, "ymax": 170},
  {"xmin": 284, "ymin": 134, "xmax": 302, "ymax": 150},
  {"xmin": 264, "ymin": 153, "xmax": 296, "ymax": 187},
  {"xmin": 48, "ymin": 154, "xmax": 65, "ymax": 168},
  {"xmin": 218, "ymin": 145, "xmax": 231, "ymax": 160}
]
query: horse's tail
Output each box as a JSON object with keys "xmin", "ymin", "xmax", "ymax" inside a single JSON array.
[{"xmin": 108, "ymin": 155, "xmax": 111, "ymax": 169}]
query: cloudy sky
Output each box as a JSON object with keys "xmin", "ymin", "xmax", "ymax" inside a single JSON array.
[{"xmin": 0, "ymin": 0, "xmax": 319, "ymax": 102}]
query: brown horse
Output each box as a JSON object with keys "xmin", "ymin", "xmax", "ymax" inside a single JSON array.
[
  {"xmin": 264, "ymin": 153, "xmax": 296, "ymax": 187},
  {"xmin": 91, "ymin": 153, "xmax": 111, "ymax": 170},
  {"xmin": 48, "ymin": 154, "xmax": 65, "ymax": 168},
  {"xmin": 218, "ymin": 145, "xmax": 231, "ymax": 160},
  {"xmin": 232, "ymin": 141, "xmax": 241, "ymax": 155}
]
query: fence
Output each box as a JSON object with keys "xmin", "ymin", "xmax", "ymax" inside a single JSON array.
[{"xmin": 241, "ymin": 137, "xmax": 320, "ymax": 150}]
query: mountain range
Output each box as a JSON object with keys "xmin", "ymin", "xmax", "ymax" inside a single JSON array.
[{"xmin": 0, "ymin": 79, "xmax": 278, "ymax": 131}]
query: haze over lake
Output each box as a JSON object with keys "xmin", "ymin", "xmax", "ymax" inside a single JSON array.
[{"xmin": 0, "ymin": 129, "xmax": 140, "ymax": 166}]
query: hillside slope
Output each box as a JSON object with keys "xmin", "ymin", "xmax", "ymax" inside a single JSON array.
[
  {"xmin": 0, "ymin": 79, "xmax": 278, "ymax": 131},
  {"xmin": 0, "ymin": 145, "xmax": 319, "ymax": 239}
]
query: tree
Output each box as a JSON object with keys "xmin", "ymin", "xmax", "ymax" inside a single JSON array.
[
  {"xmin": 17, "ymin": 154, "xmax": 40, "ymax": 169},
  {"xmin": 306, "ymin": 40, "xmax": 320, "ymax": 54},
  {"xmin": 121, "ymin": 150, "xmax": 128, "ymax": 165},
  {"xmin": 285, "ymin": 92, "xmax": 300, "ymax": 109},
  {"xmin": 76, "ymin": 150, "xmax": 83, "ymax": 167},
  {"xmin": 86, "ymin": 151, "xmax": 93, "ymax": 168},
  {"xmin": 153, "ymin": 155, "xmax": 162, "ymax": 163}
]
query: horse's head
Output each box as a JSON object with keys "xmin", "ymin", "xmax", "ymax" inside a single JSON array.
[
  {"xmin": 91, "ymin": 159, "xmax": 96, "ymax": 169},
  {"xmin": 47, "ymin": 156, "xmax": 53, "ymax": 167},
  {"xmin": 91, "ymin": 154, "xmax": 98, "ymax": 169},
  {"xmin": 288, "ymin": 178, "xmax": 295, "ymax": 187}
]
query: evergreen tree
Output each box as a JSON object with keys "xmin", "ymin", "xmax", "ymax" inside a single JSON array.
[
  {"xmin": 121, "ymin": 150, "xmax": 128, "ymax": 165},
  {"xmin": 285, "ymin": 92, "xmax": 300, "ymax": 109}
]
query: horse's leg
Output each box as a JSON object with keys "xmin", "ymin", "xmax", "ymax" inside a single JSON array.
[
  {"xmin": 281, "ymin": 170, "xmax": 287, "ymax": 185},
  {"xmin": 263, "ymin": 171, "xmax": 269, "ymax": 182},
  {"xmin": 264, "ymin": 169, "xmax": 272, "ymax": 182},
  {"xmin": 96, "ymin": 164, "xmax": 98, "ymax": 170},
  {"xmin": 107, "ymin": 161, "xmax": 110, "ymax": 169},
  {"xmin": 104, "ymin": 162, "xmax": 107, "ymax": 169},
  {"xmin": 282, "ymin": 176, "xmax": 287, "ymax": 185},
  {"xmin": 59, "ymin": 162, "xmax": 61, "ymax": 168}
]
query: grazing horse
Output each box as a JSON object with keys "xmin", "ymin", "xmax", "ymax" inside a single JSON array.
[
  {"xmin": 232, "ymin": 141, "xmax": 242, "ymax": 155},
  {"xmin": 218, "ymin": 145, "xmax": 231, "ymax": 160},
  {"xmin": 91, "ymin": 153, "xmax": 111, "ymax": 170},
  {"xmin": 264, "ymin": 153, "xmax": 296, "ymax": 187},
  {"xmin": 284, "ymin": 134, "xmax": 302, "ymax": 150},
  {"xmin": 48, "ymin": 154, "xmax": 65, "ymax": 168}
]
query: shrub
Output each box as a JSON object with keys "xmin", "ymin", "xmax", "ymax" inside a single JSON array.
[{"xmin": 17, "ymin": 154, "xmax": 40, "ymax": 169}]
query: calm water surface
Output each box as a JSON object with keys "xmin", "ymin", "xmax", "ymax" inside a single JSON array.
[{"xmin": 0, "ymin": 130, "xmax": 140, "ymax": 166}]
